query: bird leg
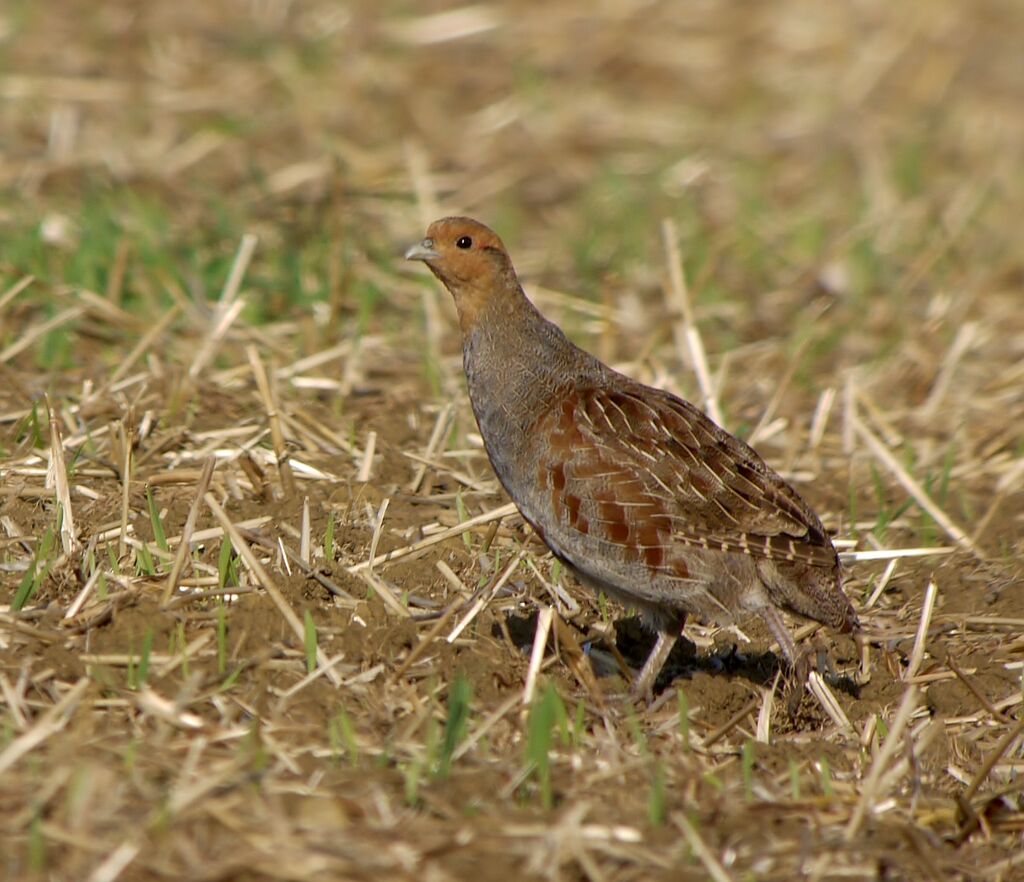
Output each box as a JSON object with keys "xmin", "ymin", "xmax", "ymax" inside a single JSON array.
[
  {"xmin": 632, "ymin": 631, "xmax": 676, "ymax": 698},
  {"xmin": 760, "ymin": 606, "xmax": 818, "ymax": 718},
  {"xmin": 759, "ymin": 605, "xmax": 798, "ymax": 668},
  {"xmin": 631, "ymin": 615, "xmax": 686, "ymax": 699}
]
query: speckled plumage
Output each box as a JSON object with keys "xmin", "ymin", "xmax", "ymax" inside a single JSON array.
[{"xmin": 406, "ymin": 217, "xmax": 858, "ymax": 694}]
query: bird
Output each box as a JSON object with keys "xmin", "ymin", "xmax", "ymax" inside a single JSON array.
[{"xmin": 405, "ymin": 217, "xmax": 858, "ymax": 696}]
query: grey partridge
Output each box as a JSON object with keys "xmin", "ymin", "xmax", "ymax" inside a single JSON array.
[{"xmin": 406, "ymin": 217, "xmax": 858, "ymax": 696}]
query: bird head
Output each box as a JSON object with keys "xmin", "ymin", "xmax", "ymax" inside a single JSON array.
[{"xmin": 405, "ymin": 217, "xmax": 520, "ymax": 332}]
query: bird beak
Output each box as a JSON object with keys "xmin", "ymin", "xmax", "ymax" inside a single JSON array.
[{"xmin": 404, "ymin": 238, "xmax": 440, "ymax": 262}]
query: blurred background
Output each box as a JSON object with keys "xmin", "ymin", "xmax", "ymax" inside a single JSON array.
[
  {"xmin": 2, "ymin": 0, "xmax": 1021, "ymax": 346},
  {"xmin": 4, "ymin": 0, "xmax": 1022, "ymax": 541},
  {"xmin": 4, "ymin": 0, "xmax": 1022, "ymax": 542}
]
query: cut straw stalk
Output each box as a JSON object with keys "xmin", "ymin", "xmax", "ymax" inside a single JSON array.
[
  {"xmin": 65, "ymin": 566, "xmax": 105, "ymax": 619},
  {"xmin": 748, "ymin": 336, "xmax": 811, "ymax": 447},
  {"xmin": 366, "ymin": 497, "xmax": 390, "ymax": 574},
  {"xmin": 400, "ymin": 448, "xmax": 490, "ymax": 491},
  {"xmin": 357, "ymin": 430, "xmax": 377, "ymax": 483},
  {"xmin": 75, "ymin": 288, "xmax": 138, "ymax": 327},
  {"xmin": 391, "ymin": 6, "xmax": 500, "ymax": 46},
  {"xmin": 0, "ymin": 673, "xmax": 27, "ymax": 728},
  {"xmin": 220, "ymin": 232, "xmax": 258, "ymax": 306},
  {"xmin": 0, "ymin": 678, "xmax": 90, "ymax": 776},
  {"xmin": 0, "ymin": 612, "xmax": 64, "ymax": 644},
  {"xmin": 447, "ymin": 547, "xmax": 527, "ymax": 643},
  {"xmin": 808, "ymin": 386, "xmax": 836, "ymax": 450},
  {"xmin": 390, "ymin": 590, "xmax": 466, "ymax": 681},
  {"xmin": 863, "ymin": 558, "xmax": 898, "ymax": 610},
  {"xmin": 247, "ymin": 345, "xmax": 296, "ymax": 497},
  {"xmin": 161, "ymin": 458, "xmax": 216, "ymax": 606},
  {"xmin": 0, "ymin": 305, "xmax": 85, "ymax": 364},
  {"xmin": 672, "ymin": 812, "xmax": 734, "ymax": 882},
  {"xmin": 919, "ymin": 321, "xmax": 978, "ymax": 418},
  {"xmin": 46, "ymin": 397, "xmax": 78, "ymax": 553},
  {"xmin": 903, "ymin": 580, "xmax": 938, "ymax": 682},
  {"xmin": 704, "ymin": 695, "xmax": 760, "ymax": 748},
  {"xmin": 756, "ymin": 672, "xmax": 780, "ymax": 744},
  {"xmin": 971, "ymin": 457, "xmax": 1024, "ymax": 546},
  {"xmin": 105, "ymin": 237, "xmax": 130, "ymax": 303},
  {"xmin": 807, "ymin": 671, "xmax": 854, "ymax": 734},
  {"xmin": 436, "ymin": 559, "xmax": 471, "ymax": 596},
  {"xmin": 347, "ymin": 501, "xmax": 517, "ymax": 574},
  {"xmin": 946, "ymin": 655, "xmax": 1012, "ymax": 724},
  {"xmin": 187, "ymin": 298, "xmax": 245, "ymax": 380},
  {"xmin": 133, "ymin": 687, "xmax": 204, "ymax": 730},
  {"xmin": 661, "ymin": 218, "xmax": 723, "ymax": 426},
  {"xmin": 86, "ymin": 837, "xmax": 140, "ymax": 882},
  {"xmin": 0, "ymin": 274, "xmax": 34, "ymax": 313},
  {"xmin": 275, "ymin": 653, "xmax": 349, "ymax": 701},
  {"xmin": 408, "ymin": 402, "xmax": 454, "ymax": 493},
  {"xmin": 840, "ymin": 547, "xmax": 954, "ymax": 563},
  {"xmin": 158, "ymin": 131, "xmax": 225, "ymax": 176},
  {"xmin": 203, "ymin": 493, "xmax": 341, "ymax": 686},
  {"xmin": 522, "ymin": 605, "xmax": 555, "ymax": 706},
  {"xmin": 300, "ymin": 496, "xmax": 311, "ymax": 564},
  {"xmin": 357, "ymin": 570, "xmax": 410, "ymax": 619},
  {"xmin": 844, "ymin": 684, "xmax": 919, "ymax": 841},
  {"xmin": 274, "ymin": 341, "xmax": 352, "ymax": 380},
  {"xmin": 165, "ymin": 516, "xmax": 270, "ymax": 547},
  {"xmin": 961, "ymin": 713, "xmax": 1024, "ymax": 807},
  {"xmin": 852, "ymin": 414, "xmax": 978, "ymax": 555},
  {"xmin": 453, "ymin": 693, "xmax": 521, "ymax": 763},
  {"xmin": 102, "ymin": 304, "xmax": 181, "ymax": 390},
  {"xmin": 550, "ymin": 614, "xmax": 603, "ymax": 702},
  {"xmin": 117, "ymin": 420, "xmax": 131, "ymax": 559},
  {"xmin": 154, "ymin": 632, "xmax": 214, "ymax": 678}
]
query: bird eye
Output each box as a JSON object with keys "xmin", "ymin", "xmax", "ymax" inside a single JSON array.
[{"xmin": 456, "ymin": 236, "xmax": 473, "ymax": 250}]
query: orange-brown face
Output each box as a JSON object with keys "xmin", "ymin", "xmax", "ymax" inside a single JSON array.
[{"xmin": 405, "ymin": 216, "xmax": 519, "ymax": 331}]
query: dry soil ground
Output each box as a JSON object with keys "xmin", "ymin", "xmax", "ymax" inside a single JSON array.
[{"xmin": 1, "ymin": 2, "xmax": 1023, "ymax": 880}]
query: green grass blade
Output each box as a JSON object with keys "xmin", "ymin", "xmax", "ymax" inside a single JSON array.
[
  {"xmin": 146, "ymin": 486, "xmax": 168, "ymax": 551},
  {"xmin": 437, "ymin": 675, "xmax": 472, "ymax": 779},
  {"xmin": 304, "ymin": 610, "xmax": 318, "ymax": 674}
]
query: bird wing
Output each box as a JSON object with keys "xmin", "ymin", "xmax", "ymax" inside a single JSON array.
[{"xmin": 533, "ymin": 383, "xmax": 838, "ymax": 572}]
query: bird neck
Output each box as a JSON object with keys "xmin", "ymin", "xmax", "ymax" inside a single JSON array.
[
  {"xmin": 461, "ymin": 290, "xmax": 582, "ymax": 441},
  {"xmin": 448, "ymin": 268, "xmax": 523, "ymax": 337}
]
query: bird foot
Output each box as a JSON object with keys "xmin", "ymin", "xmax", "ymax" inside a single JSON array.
[{"xmin": 784, "ymin": 648, "xmax": 814, "ymax": 719}]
